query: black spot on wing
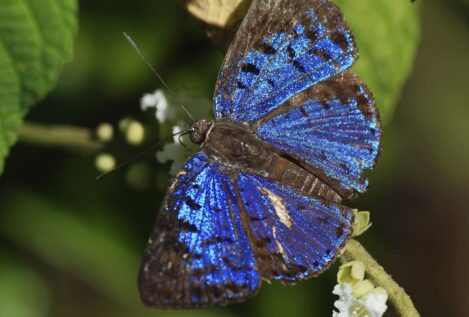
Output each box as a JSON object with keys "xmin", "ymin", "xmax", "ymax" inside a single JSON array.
[
  {"xmin": 299, "ymin": 106, "xmax": 308, "ymax": 117},
  {"xmin": 249, "ymin": 215, "xmax": 269, "ymax": 222},
  {"xmin": 261, "ymin": 43, "xmax": 277, "ymax": 55},
  {"xmin": 336, "ymin": 223, "xmax": 345, "ymax": 237},
  {"xmin": 288, "ymin": 263, "xmax": 308, "ymax": 274},
  {"xmin": 287, "ymin": 45, "xmax": 296, "ymax": 59},
  {"xmin": 310, "ymin": 47, "xmax": 331, "ymax": 61},
  {"xmin": 331, "ymin": 31, "xmax": 349, "ymax": 50},
  {"xmin": 356, "ymin": 94, "xmax": 373, "ymax": 120},
  {"xmin": 339, "ymin": 163, "xmax": 350, "ymax": 173},
  {"xmin": 237, "ymin": 81, "xmax": 247, "ymax": 89},
  {"xmin": 241, "ymin": 63, "xmax": 260, "ymax": 75},
  {"xmin": 305, "ymin": 29, "xmax": 318, "ymax": 42},
  {"xmin": 185, "ymin": 197, "xmax": 201, "ymax": 210},
  {"xmin": 316, "ymin": 217, "xmax": 329, "ymax": 224},
  {"xmin": 321, "ymin": 101, "xmax": 331, "ymax": 110},
  {"xmin": 293, "ymin": 60, "xmax": 306, "ymax": 73},
  {"xmin": 202, "ymin": 236, "xmax": 234, "ymax": 246},
  {"xmin": 178, "ymin": 219, "xmax": 198, "ymax": 232},
  {"xmin": 318, "ymin": 151, "xmax": 327, "ymax": 161},
  {"xmin": 193, "ymin": 253, "xmax": 203, "ymax": 260}
]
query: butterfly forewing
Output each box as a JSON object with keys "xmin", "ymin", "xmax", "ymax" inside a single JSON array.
[
  {"xmin": 139, "ymin": 153, "xmax": 260, "ymax": 308},
  {"xmin": 215, "ymin": 0, "xmax": 357, "ymax": 122}
]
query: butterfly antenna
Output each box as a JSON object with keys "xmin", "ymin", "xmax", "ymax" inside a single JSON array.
[
  {"xmin": 96, "ymin": 129, "xmax": 191, "ymax": 181},
  {"xmin": 123, "ymin": 32, "xmax": 195, "ymax": 122}
]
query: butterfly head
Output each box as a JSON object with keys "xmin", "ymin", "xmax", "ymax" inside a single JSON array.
[{"xmin": 189, "ymin": 119, "xmax": 212, "ymax": 144}]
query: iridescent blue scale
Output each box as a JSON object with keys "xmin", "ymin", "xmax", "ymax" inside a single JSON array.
[{"xmin": 139, "ymin": 0, "xmax": 382, "ymax": 308}]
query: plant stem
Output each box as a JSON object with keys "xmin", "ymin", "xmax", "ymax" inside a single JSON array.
[
  {"xmin": 341, "ymin": 239, "xmax": 421, "ymax": 317},
  {"xmin": 19, "ymin": 122, "xmax": 103, "ymax": 152}
]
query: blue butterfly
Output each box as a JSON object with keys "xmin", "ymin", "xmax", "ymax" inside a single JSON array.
[{"xmin": 138, "ymin": 0, "xmax": 381, "ymax": 308}]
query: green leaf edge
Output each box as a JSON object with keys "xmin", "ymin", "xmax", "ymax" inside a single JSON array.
[{"xmin": 0, "ymin": 0, "xmax": 78, "ymax": 175}]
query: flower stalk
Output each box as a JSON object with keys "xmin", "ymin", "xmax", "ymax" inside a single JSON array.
[{"xmin": 19, "ymin": 122, "xmax": 103, "ymax": 152}]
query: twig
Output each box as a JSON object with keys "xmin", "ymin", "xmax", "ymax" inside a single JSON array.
[
  {"xmin": 19, "ymin": 122, "xmax": 103, "ymax": 152},
  {"xmin": 341, "ymin": 239, "xmax": 421, "ymax": 317}
]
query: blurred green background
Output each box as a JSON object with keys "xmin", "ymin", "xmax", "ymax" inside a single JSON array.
[{"xmin": 0, "ymin": 0, "xmax": 468, "ymax": 316}]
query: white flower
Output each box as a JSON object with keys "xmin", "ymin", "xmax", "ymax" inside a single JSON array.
[
  {"xmin": 361, "ymin": 288, "xmax": 388, "ymax": 316},
  {"xmin": 141, "ymin": 89, "xmax": 176, "ymax": 124},
  {"xmin": 156, "ymin": 142, "xmax": 187, "ymax": 175},
  {"xmin": 156, "ymin": 125, "xmax": 197, "ymax": 175},
  {"xmin": 171, "ymin": 125, "xmax": 183, "ymax": 143},
  {"xmin": 140, "ymin": 89, "xmax": 212, "ymax": 175},
  {"xmin": 332, "ymin": 284, "xmax": 388, "ymax": 317}
]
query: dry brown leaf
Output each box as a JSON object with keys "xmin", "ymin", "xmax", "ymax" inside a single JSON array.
[{"xmin": 185, "ymin": 0, "xmax": 250, "ymax": 28}]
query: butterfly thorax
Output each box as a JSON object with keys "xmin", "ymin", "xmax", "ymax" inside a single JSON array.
[
  {"xmin": 200, "ymin": 118, "xmax": 273, "ymax": 170},
  {"xmin": 201, "ymin": 118, "xmax": 342, "ymax": 202}
]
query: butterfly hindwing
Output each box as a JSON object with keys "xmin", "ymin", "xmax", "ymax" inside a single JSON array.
[
  {"xmin": 235, "ymin": 172, "xmax": 354, "ymax": 283},
  {"xmin": 255, "ymin": 72, "xmax": 382, "ymax": 196},
  {"xmin": 215, "ymin": 0, "xmax": 357, "ymax": 122},
  {"xmin": 139, "ymin": 153, "xmax": 260, "ymax": 308}
]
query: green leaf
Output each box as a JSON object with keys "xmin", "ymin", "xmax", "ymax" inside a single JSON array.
[
  {"xmin": 333, "ymin": 0, "xmax": 420, "ymax": 124},
  {"xmin": 0, "ymin": 0, "xmax": 78, "ymax": 175}
]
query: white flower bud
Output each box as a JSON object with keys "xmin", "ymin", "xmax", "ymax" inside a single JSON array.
[
  {"xmin": 126, "ymin": 121, "xmax": 145, "ymax": 145},
  {"xmin": 95, "ymin": 154, "xmax": 116, "ymax": 173},
  {"xmin": 352, "ymin": 210, "xmax": 372, "ymax": 237},
  {"xmin": 96, "ymin": 123, "xmax": 114, "ymax": 142}
]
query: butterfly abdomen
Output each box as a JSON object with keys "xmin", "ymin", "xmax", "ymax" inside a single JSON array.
[{"xmin": 264, "ymin": 153, "xmax": 341, "ymax": 202}]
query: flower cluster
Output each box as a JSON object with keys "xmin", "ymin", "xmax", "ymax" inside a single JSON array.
[
  {"xmin": 140, "ymin": 89, "xmax": 212, "ymax": 175},
  {"xmin": 332, "ymin": 261, "xmax": 388, "ymax": 317}
]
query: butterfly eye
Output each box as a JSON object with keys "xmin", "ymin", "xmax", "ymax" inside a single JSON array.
[{"xmin": 190, "ymin": 131, "xmax": 202, "ymax": 144}]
